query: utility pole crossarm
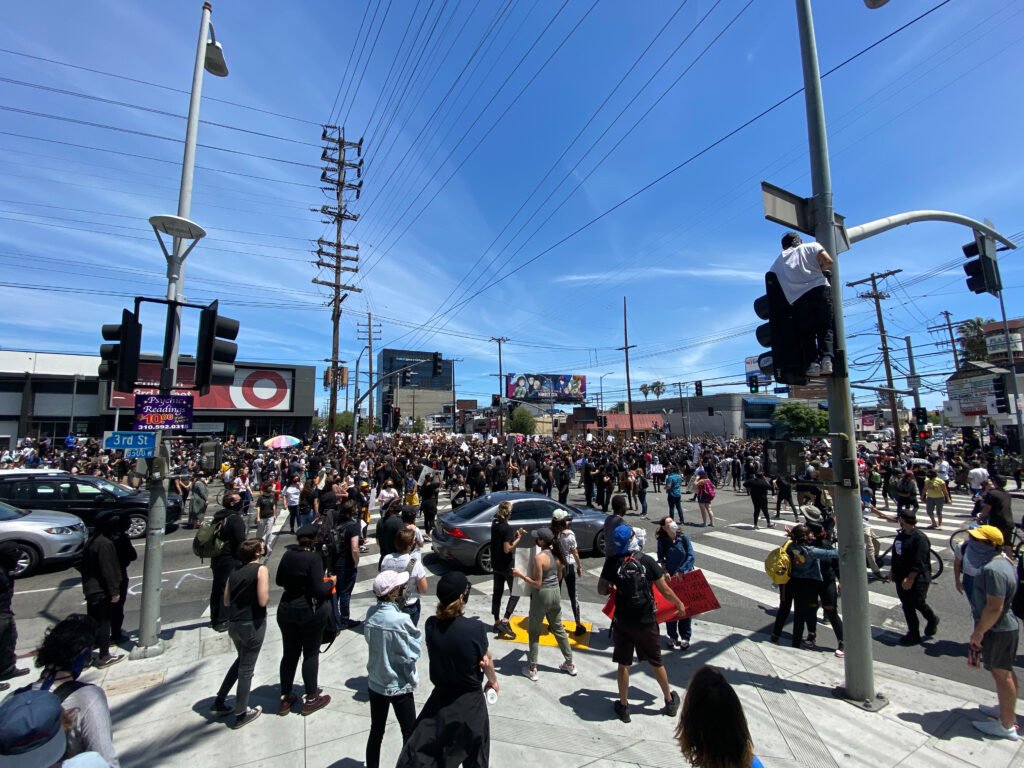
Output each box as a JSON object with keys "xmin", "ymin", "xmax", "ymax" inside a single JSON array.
[{"xmin": 847, "ymin": 211, "xmax": 1018, "ymax": 249}]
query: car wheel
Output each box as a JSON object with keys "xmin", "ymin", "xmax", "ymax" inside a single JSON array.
[
  {"xmin": 594, "ymin": 530, "xmax": 606, "ymax": 557},
  {"xmin": 126, "ymin": 513, "xmax": 148, "ymax": 539},
  {"xmin": 11, "ymin": 543, "xmax": 40, "ymax": 578},
  {"xmin": 476, "ymin": 543, "xmax": 493, "ymax": 575}
]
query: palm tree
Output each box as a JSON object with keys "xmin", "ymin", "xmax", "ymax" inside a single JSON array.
[
  {"xmin": 639, "ymin": 383, "xmax": 650, "ymax": 401},
  {"xmin": 958, "ymin": 316, "xmax": 993, "ymax": 364},
  {"xmin": 650, "ymin": 380, "xmax": 666, "ymax": 399}
]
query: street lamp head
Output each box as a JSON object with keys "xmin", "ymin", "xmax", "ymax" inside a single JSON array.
[
  {"xmin": 864, "ymin": 0, "xmax": 890, "ymax": 7},
  {"xmin": 205, "ymin": 24, "xmax": 228, "ymax": 77},
  {"xmin": 149, "ymin": 215, "xmax": 206, "ymax": 241}
]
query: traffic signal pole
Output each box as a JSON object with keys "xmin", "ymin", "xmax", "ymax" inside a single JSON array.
[{"xmin": 794, "ymin": 0, "xmax": 880, "ymax": 708}]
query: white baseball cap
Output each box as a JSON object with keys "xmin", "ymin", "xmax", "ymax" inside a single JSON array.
[{"xmin": 373, "ymin": 570, "xmax": 410, "ymax": 598}]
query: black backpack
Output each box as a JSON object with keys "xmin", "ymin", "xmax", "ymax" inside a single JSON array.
[{"xmin": 615, "ymin": 553, "xmax": 654, "ymax": 620}]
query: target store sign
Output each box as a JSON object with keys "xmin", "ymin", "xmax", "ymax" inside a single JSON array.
[{"xmin": 110, "ymin": 363, "xmax": 294, "ymax": 412}]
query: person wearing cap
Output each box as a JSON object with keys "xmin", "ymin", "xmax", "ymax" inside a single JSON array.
[
  {"xmin": 275, "ymin": 523, "xmax": 336, "ymax": 716},
  {"xmin": 964, "ymin": 525, "xmax": 1020, "ymax": 741},
  {"xmin": 21, "ymin": 614, "xmax": 119, "ymax": 765},
  {"xmin": 889, "ymin": 511, "xmax": 939, "ymax": 646},
  {"xmin": 0, "ymin": 688, "xmax": 69, "ymax": 767},
  {"xmin": 78, "ymin": 514, "xmax": 124, "ymax": 668},
  {"xmin": 364, "ymin": 569, "xmax": 422, "ymax": 768},
  {"xmin": 397, "ymin": 571, "xmax": 497, "ymax": 767},
  {"xmin": 552, "ymin": 509, "xmax": 586, "ymax": 636},
  {"xmin": 598, "ymin": 523, "xmax": 685, "ymax": 724},
  {"xmin": 512, "ymin": 527, "xmax": 576, "ymax": 681}
]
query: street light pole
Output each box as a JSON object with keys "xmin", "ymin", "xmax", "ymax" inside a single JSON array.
[
  {"xmin": 599, "ymin": 372, "xmax": 612, "ymax": 439},
  {"xmin": 135, "ymin": 1, "xmax": 226, "ymax": 658},
  {"xmin": 794, "ymin": 0, "xmax": 881, "ymax": 708}
]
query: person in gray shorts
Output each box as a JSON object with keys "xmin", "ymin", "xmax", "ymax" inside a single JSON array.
[{"xmin": 966, "ymin": 525, "xmax": 1020, "ymax": 742}]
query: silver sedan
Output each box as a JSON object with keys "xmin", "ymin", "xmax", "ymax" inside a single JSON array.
[
  {"xmin": 0, "ymin": 500, "xmax": 87, "ymax": 577},
  {"xmin": 431, "ymin": 491, "xmax": 609, "ymax": 574}
]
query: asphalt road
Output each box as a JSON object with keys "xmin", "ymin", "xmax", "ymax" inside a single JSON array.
[{"xmin": 11, "ymin": 482, "xmax": 1021, "ymax": 695}]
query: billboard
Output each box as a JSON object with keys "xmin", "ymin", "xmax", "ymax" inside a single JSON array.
[
  {"xmin": 506, "ymin": 373, "xmax": 586, "ymax": 403},
  {"xmin": 109, "ymin": 361, "xmax": 295, "ymax": 412},
  {"xmin": 573, "ymin": 406, "xmax": 597, "ymax": 423}
]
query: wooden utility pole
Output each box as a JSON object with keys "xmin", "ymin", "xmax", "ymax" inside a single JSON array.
[
  {"xmin": 618, "ymin": 297, "xmax": 637, "ymax": 440},
  {"xmin": 934, "ymin": 310, "xmax": 960, "ymax": 371},
  {"xmin": 313, "ymin": 125, "xmax": 363, "ymax": 447},
  {"xmin": 847, "ymin": 269, "xmax": 903, "ymax": 453},
  {"xmin": 490, "ymin": 337, "xmax": 509, "ymax": 435}
]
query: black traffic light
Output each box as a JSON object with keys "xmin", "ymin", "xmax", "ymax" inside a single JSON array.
[
  {"xmin": 993, "ymin": 374, "xmax": 1010, "ymax": 414},
  {"xmin": 748, "ymin": 375, "xmax": 759, "ymax": 394},
  {"xmin": 918, "ymin": 430, "xmax": 932, "ymax": 440},
  {"xmin": 432, "ymin": 352, "xmax": 442, "ymax": 377},
  {"xmin": 195, "ymin": 300, "xmax": 239, "ymax": 396},
  {"xmin": 401, "ymin": 370, "xmax": 411, "ymax": 386},
  {"xmin": 98, "ymin": 308, "xmax": 142, "ymax": 393},
  {"xmin": 694, "ymin": 380, "xmax": 703, "ymax": 397},
  {"xmin": 913, "ymin": 406, "xmax": 928, "ymax": 427},
  {"xmin": 754, "ymin": 272, "xmax": 808, "ymax": 386},
  {"xmin": 963, "ymin": 231, "xmax": 1002, "ymax": 296},
  {"xmin": 491, "ymin": 394, "xmax": 501, "ymax": 408}
]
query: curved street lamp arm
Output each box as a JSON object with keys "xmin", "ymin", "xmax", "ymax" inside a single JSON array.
[{"xmin": 846, "ymin": 210, "xmax": 1018, "ymax": 249}]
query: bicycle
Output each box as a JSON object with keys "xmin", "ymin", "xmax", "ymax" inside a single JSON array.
[
  {"xmin": 875, "ymin": 532, "xmax": 944, "ymax": 581},
  {"xmin": 949, "ymin": 522, "xmax": 1024, "ymax": 556}
]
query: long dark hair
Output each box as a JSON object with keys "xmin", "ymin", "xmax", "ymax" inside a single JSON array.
[{"xmin": 676, "ymin": 665, "xmax": 755, "ymax": 768}]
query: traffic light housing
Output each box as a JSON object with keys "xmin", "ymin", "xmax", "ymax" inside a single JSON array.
[
  {"xmin": 694, "ymin": 380, "xmax": 703, "ymax": 397},
  {"xmin": 401, "ymin": 370, "xmax": 410, "ymax": 386},
  {"xmin": 432, "ymin": 352, "xmax": 442, "ymax": 377},
  {"xmin": 962, "ymin": 231, "xmax": 1002, "ymax": 296},
  {"xmin": 491, "ymin": 394, "xmax": 501, "ymax": 408},
  {"xmin": 748, "ymin": 375, "xmax": 759, "ymax": 394},
  {"xmin": 98, "ymin": 308, "xmax": 142, "ymax": 393},
  {"xmin": 195, "ymin": 300, "xmax": 239, "ymax": 396},
  {"xmin": 993, "ymin": 374, "xmax": 1010, "ymax": 414},
  {"xmin": 754, "ymin": 272, "xmax": 809, "ymax": 385},
  {"xmin": 913, "ymin": 406, "xmax": 928, "ymax": 427}
]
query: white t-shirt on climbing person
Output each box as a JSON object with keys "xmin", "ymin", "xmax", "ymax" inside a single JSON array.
[{"xmin": 770, "ymin": 241, "xmax": 830, "ymax": 304}]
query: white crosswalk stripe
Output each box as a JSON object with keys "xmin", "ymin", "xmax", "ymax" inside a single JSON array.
[{"xmin": 728, "ymin": 520, "xmax": 956, "ymax": 551}]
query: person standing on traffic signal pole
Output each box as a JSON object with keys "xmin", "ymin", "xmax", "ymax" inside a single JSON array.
[{"xmin": 769, "ymin": 232, "xmax": 834, "ymax": 377}]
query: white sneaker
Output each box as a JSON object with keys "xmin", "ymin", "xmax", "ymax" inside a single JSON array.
[
  {"xmin": 805, "ymin": 362, "xmax": 821, "ymax": 377},
  {"xmin": 558, "ymin": 661, "xmax": 577, "ymax": 676},
  {"xmin": 523, "ymin": 665, "xmax": 538, "ymax": 682},
  {"xmin": 820, "ymin": 358, "xmax": 833, "ymax": 375},
  {"xmin": 972, "ymin": 718, "xmax": 1019, "ymax": 741},
  {"xmin": 979, "ymin": 703, "xmax": 1018, "ymax": 723}
]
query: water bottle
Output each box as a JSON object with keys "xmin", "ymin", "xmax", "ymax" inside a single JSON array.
[{"xmin": 485, "ymin": 687, "xmax": 498, "ymax": 705}]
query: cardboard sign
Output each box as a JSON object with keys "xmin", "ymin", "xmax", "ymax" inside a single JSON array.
[{"xmin": 601, "ymin": 569, "xmax": 719, "ymax": 622}]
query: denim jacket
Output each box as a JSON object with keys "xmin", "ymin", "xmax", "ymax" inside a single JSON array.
[
  {"xmin": 789, "ymin": 544, "xmax": 839, "ymax": 581},
  {"xmin": 364, "ymin": 601, "xmax": 421, "ymax": 696},
  {"xmin": 657, "ymin": 534, "xmax": 695, "ymax": 576}
]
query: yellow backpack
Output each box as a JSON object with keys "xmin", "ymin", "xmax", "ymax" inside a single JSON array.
[{"xmin": 764, "ymin": 540, "xmax": 793, "ymax": 585}]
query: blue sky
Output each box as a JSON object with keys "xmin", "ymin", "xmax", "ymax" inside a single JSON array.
[{"xmin": 1, "ymin": 0, "xmax": 1021, "ymax": 415}]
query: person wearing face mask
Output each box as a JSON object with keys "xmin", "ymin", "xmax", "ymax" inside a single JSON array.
[
  {"xmin": 396, "ymin": 572, "xmax": 498, "ymax": 768},
  {"xmin": 786, "ymin": 524, "xmax": 840, "ymax": 651},
  {"xmin": 656, "ymin": 517, "xmax": 695, "ymax": 651},
  {"xmin": 209, "ymin": 492, "xmax": 247, "ymax": 633},
  {"xmin": 21, "ymin": 614, "xmax": 120, "ymax": 766},
  {"xmin": 363, "ymin": 570, "xmax": 421, "ymax": 768}
]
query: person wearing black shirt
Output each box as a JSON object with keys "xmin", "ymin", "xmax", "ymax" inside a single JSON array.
[
  {"xmin": 490, "ymin": 501, "xmax": 524, "ymax": 638},
  {"xmin": 376, "ymin": 501, "xmax": 406, "ymax": 567},
  {"xmin": 598, "ymin": 524, "xmax": 685, "ymax": 724},
  {"xmin": 108, "ymin": 513, "xmax": 138, "ymax": 644},
  {"xmin": 554, "ymin": 459, "xmax": 571, "ymax": 505},
  {"xmin": 0, "ymin": 543, "xmax": 28, "ymax": 686},
  {"xmin": 276, "ymin": 524, "xmax": 335, "ymax": 716},
  {"xmin": 889, "ymin": 512, "xmax": 939, "ymax": 646},
  {"xmin": 980, "ymin": 476, "xmax": 1014, "ymax": 552},
  {"xmin": 419, "ymin": 474, "xmax": 440, "ymax": 540},
  {"xmin": 80, "ymin": 514, "xmax": 124, "ymax": 667},
  {"xmin": 332, "ymin": 501, "xmax": 362, "ymax": 630},
  {"xmin": 773, "ymin": 473, "xmax": 796, "ymax": 520},
  {"xmin": 744, "ymin": 472, "xmax": 774, "ymax": 529},
  {"xmin": 397, "ymin": 571, "xmax": 497, "ymax": 768},
  {"xmin": 210, "ymin": 494, "xmax": 247, "ymax": 633}
]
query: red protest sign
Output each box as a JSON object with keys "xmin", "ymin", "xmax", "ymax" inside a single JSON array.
[
  {"xmin": 666, "ymin": 569, "xmax": 720, "ymax": 617},
  {"xmin": 601, "ymin": 585, "xmax": 681, "ymax": 624}
]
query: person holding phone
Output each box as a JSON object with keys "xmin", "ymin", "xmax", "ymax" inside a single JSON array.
[{"xmin": 490, "ymin": 501, "xmax": 524, "ymax": 638}]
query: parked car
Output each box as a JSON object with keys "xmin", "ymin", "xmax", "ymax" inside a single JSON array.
[
  {"xmin": 0, "ymin": 471, "xmax": 182, "ymax": 539},
  {"xmin": 431, "ymin": 491, "xmax": 608, "ymax": 574},
  {"xmin": 0, "ymin": 499, "xmax": 86, "ymax": 577}
]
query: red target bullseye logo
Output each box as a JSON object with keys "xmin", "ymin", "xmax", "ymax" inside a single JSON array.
[{"xmin": 240, "ymin": 370, "xmax": 288, "ymax": 410}]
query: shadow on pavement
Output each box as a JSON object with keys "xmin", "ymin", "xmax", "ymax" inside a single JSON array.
[
  {"xmin": 558, "ymin": 686, "xmax": 656, "ymax": 722},
  {"xmin": 342, "ymin": 675, "xmax": 370, "ymax": 703},
  {"xmin": 325, "ymin": 759, "xmax": 364, "ymax": 768}
]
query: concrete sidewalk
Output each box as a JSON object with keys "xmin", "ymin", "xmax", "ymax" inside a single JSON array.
[{"xmin": 59, "ymin": 591, "xmax": 1022, "ymax": 768}]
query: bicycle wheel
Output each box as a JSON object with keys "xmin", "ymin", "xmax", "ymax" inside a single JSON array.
[
  {"xmin": 929, "ymin": 549, "xmax": 944, "ymax": 580},
  {"xmin": 948, "ymin": 528, "xmax": 970, "ymax": 554}
]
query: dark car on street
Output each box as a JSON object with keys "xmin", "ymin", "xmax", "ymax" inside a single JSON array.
[
  {"xmin": 431, "ymin": 491, "xmax": 608, "ymax": 574},
  {"xmin": 0, "ymin": 470, "xmax": 182, "ymax": 539}
]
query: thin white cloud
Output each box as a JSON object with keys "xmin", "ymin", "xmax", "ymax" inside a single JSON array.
[{"xmin": 554, "ymin": 265, "xmax": 764, "ymax": 284}]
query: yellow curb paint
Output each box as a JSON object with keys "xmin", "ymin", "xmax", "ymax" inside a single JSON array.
[{"xmin": 497, "ymin": 615, "xmax": 593, "ymax": 649}]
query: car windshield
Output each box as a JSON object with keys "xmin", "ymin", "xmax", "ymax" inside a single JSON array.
[
  {"xmin": 443, "ymin": 496, "xmax": 494, "ymax": 523},
  {"xmin": 89, "ymin": 478, "xmax": 134, "ymax": 497},
  {"xmin": 0, "ymin": 500, "xmax": 26, "ymax": 521}
]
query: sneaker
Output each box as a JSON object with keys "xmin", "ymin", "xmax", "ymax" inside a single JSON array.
[
  {"xmin": 679, "ymin": 640, "xmax": 690, "ymax": 651},
  {"xmin": 573, "ymin": 624, "xmax": 587, "ymax": 637},
  {"xmin": 834, "ymin": 645, "xmax": 845, "ymax": 658},
  {"xmin": 972, "ymin": 718, "xmax": 1019, "ymax": 741},
  {"xmin": 93, "ymin": 654, "xmax": 124, "ymax": 669},
  {"xmin": 801, "ymin": 639, "xmax": 816, "ymax": 651},
  {"xmin": 806, "ymin": 362, "xmax": 821, "ymax": 377},
  {"xmin": 663, "ymin": 691, "xmax": 681, "ymax": 717},
  {"xmin": 769, "ymin": 635, "xmax": 780, "ymax": 645},
  {"xmin": 898, "ymin": 634, "xmax": 922, "ymax": 647},
  {"xmin": 302, "ymin": 693, "xmax": 331, "ymax": 716},
  {"xmin": 523, "ymin": 665, "xmax": 538, "ymax": 682},
  {"xmin": 558, "ymin": 661, "xmax": 577, "ymax": 676},
  {"xmin": 500, "ymin": 621, "xmax": 516, "ymax": 638},
  {"xmin": 670, "ymin": 640, "xmax": 683, "ymax": 650},
  {"xmin": 979, "ymin": 703, "xmax": 1019, "ymax": 723},
  {"xmin": 231, "ymin": 706, "xmax": 262, "ymax": 730},
  {"xmin": 614, "ymin": 701, "xmax": 631, "ymax": 723},
  {"xmin": 0, "ymin": 667, "xmax": 29, "ymax": 681},
  {"xmin": 209, "ymin": 700, "xmax": 233, "ymax": 716},
  {"xmin": 820, "ymin": 358, "xmax": 833, "ymax": 375},
  {"xmin": 923, "ymin": 617, "xmax": 939, "ymax": 638},
  {"xmin": 278, "ymin": 693, "xmax": 298, "ymax": 716}
]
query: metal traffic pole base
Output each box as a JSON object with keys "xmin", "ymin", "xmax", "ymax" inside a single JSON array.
[
  {"xmin": 131, "ymin": 433, "xmax": 169, "ymax": 659},
  {"xmin": 831, "ymin": 687, "xmax": 889, "ymax": 712}
]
